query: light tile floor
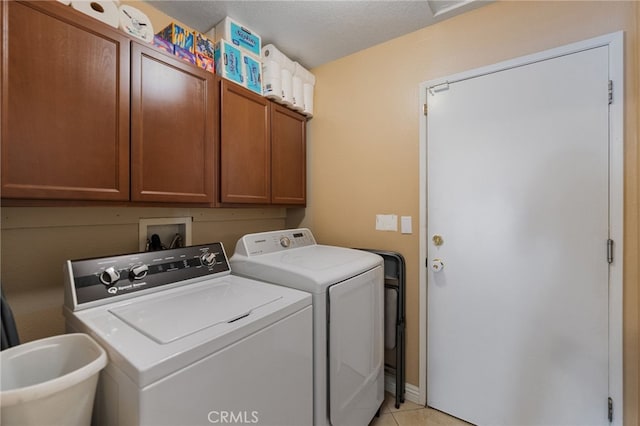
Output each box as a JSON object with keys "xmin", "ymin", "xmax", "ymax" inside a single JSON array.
[{"xmin": 369, "ymin": 393, "xmax": 473, "ymax": 426}]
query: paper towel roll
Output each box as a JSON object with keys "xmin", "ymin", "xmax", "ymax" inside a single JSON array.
[
  {"xmin": 118, "ymin": 5, "xmax": 154, "ymax": 43},
  {"xmin": 262, "ymin": 44, "xmax": 295, "ymax": 106},
  {"xmin": 294, "ymin": 62, "xmax": 315, "ymax": 116},
  {"xmin": 303, "ymin": 83, "xmax": 314, "ymax": 117},
  {"xmin": 262, "ymin": 60, "xmax": 282, "ymax": 101},
  {"xmin": 280, "ymin": 56, "xmax": 295, "ymax": 106},
  {"xmin": 262, "ymin": 44, "xmax": 286, "ymax": 65},
  {"xmin": 280, "ymin": 68, "xmax": 294, "ymax": 107},
  {"xmin": 291, "ymin": 69, "xmax": 304, "ymax": 112},
  {"xmin": 71, "ymin": 1, "xmax": 119, "ymax": 28}
]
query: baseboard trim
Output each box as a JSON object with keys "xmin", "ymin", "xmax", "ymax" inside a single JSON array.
[{"xmin": 384, "ymin": 373, "xmax": 422, "ymax": 406}]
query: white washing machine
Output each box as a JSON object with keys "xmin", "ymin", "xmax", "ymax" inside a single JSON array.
[
  {"xmin": 230, "ymin": 228, "xmax": 384, "ymax": 426},
  {"xmin": 63, "ymin": 242, "xmax": 313, "ymax": 426}
]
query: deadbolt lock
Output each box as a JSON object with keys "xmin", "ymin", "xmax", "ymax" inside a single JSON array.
[{"xmin": 432, "ymin": 234, "xmax": 444, "ymax": 246}]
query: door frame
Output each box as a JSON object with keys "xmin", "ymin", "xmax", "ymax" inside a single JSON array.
[{"xmin": 418, "ymin": 31, "xmax": 624, "ymax": 424}]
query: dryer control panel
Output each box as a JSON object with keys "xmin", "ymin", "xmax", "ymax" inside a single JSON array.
[
  {"xmin": 66, "ymin": 243, "xmax": 230, "ymax": 310},
  {"xmin": 236, "ymin": 228, "xmax": 317, "ymax": 256}
]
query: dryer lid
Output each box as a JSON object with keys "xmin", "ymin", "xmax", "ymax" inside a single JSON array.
[
  {"xmin": 109, "ymin": 280, "xmax": 282, "ymax": 344},
  {"xmin": 230, "ymin": 245, "xmax": 382, "ymax": 293}
]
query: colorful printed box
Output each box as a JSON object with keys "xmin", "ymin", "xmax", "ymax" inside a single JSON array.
[
  {"xmin": 242, "ymin": 53, "xmax": 262, "ymax": 95},
  {"xmin": 196, "ymin": 53, "xmax": 215, "ymax": 73},
  {"xmin": 195, "ymin": 33, "xmax": 215, "ymax": 59},
  {"xmin": 174, "ymin": 45, "xmax": 196, "ymax": 65},
  {"xmin": 213, "ymin": 17, "xmax": 261, "ymax": 57},
  {"xmin": 152, "ymin": 35, "xmax": 174, "ymax": 54},
  {"xmin": 157, "ymin": 22, "xmax": 194, "ymax": 53},
  {"xmin": 214, "ymin": 40, "xmax": 243, "ymax": 85}
]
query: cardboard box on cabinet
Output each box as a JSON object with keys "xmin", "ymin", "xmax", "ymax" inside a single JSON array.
[
  {"xmin": 152, "ymin": 35, "xmax": 174, "ymax": 54},
  {"xmin": 196, "ymin": 53, "xmax": 215, "ymax": 73},
  {"xmin": 157, "ymin": 22, "xmax": 194, "ymax": 53},
  {"xmin": 213, "ymin": 17, "xmax": 261, "ymax": 57},
  {"xmin": 195, "ymin": 33, "xmax": 216, "ymax": 59},
  {"xmin": 214, "ymin": 40, "xmax": 243, "ymax": 85},
  {"xmin": 242, "ymin": 53, "xmax": 263, "ymax": 95},
  {"xmin": 174, "ymin": 45, "xmax": 196, "ymax": 64}
]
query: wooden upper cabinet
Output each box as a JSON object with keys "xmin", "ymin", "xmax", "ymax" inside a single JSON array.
[
  {"xmin": 130, "ymin": 43, "xmax": 216, "ymax": 204},
  {"xmin": 270, "ymin": 104, "xmax": 306, "ymax": 205},
  {"xmin": 219, "ymin": 80, "xmax": 270, "ymax": 204},
  {"xmin": 1, "ymin": 1, "xmax": 130, "ymax": 201}
]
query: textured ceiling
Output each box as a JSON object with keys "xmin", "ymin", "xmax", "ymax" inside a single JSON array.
[{"xmin": 146, "ymin": 1, "xmax": 490, "ymax": 69}]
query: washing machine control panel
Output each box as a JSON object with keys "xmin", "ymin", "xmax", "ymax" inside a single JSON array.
[
  {"xmin": 239, "ymin": 228, "xmax": 317, "ymax": 256},
  {"xmin": 67, "ymin": 243, "xmax": 230, "ymax": 308}
]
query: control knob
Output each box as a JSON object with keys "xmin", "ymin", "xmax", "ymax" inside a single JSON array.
[
  {"xmin": 99, "ymin": 266, "xmax": 120, "ymax": 286},
  {"xmin": 280, "ymin": 236, "xmax": 291, "ymax": 248},
  {"xmin": 201, "ymin": 252, "xmax": 217, "ymax": 267},
  {"xmin": 129, "ymin": 264, "xmax": 149, "ymax": 280}
]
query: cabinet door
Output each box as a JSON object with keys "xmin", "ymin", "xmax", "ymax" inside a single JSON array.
[
  {"xmin": 270, "ymin": 104, "xmax": 306, "ymax": 205},
  {"xmin": 1, "ymin": 1, "xmax": 130, "ymax": 201},
  {"xmin": 220, "ymin": 80, "xmax": 270, "ymax": 204},
  {"xmin": 130, "ymin": 43, "xmax": 216, "ymax": 203}
]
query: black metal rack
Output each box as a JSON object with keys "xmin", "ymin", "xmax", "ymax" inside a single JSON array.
[{"xmin": 358, "ymin": 249, "xmax": 406, "ymax": 409}]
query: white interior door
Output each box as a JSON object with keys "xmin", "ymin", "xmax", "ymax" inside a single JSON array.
[{"xmin": 426, "ymin": 46, "xmax": 610, "ymax": 426}]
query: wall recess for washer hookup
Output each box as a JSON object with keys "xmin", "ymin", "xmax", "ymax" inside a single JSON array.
[{"xmin": 139, "ymin": 217, "xmax": 193, "ymax": 252}]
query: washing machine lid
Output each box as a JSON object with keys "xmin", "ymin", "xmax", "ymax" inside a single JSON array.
[
  {"xmin": 109, "ymin": 280, "xmax": 282, "ymax": 344},
  {"xmin": 230, "ymin": 244, "xmax": 382, "ymax": 293},
  {"xmin": 66, "ymin": 275, "xmax": 311, "ymax": 387}
]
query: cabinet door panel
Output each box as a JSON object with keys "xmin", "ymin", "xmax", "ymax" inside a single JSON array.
[
  {"xmin": 131, "ymin": 44, "xmax": 216, "ymax": 203},
  {"xmin": 220, "ymin": 81, "xmax": 270, "ymax": 204},
  {"xmin": 1, "ymin": 1, "xmax": 130, "ymax": 201},
  {"xmin": 271, "ymin": 104, "xmax": 306, "ymax": 205}
]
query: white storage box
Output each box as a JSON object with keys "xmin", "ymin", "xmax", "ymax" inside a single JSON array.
[
  {"xmin": 214, "ymin": 39, "xmax": 244, "ymax": 86},
  {"xmin": 0, "ymin": 333, "xmax": 107, "ymax": 426},
  {"xmin": 214, "ymin": 16, "xmax": 261, "ymax": 57}
]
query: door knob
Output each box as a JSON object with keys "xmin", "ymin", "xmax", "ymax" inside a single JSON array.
[{"xmin": 431, "ymin": 258, "xmax": 444, "ymax": 272}]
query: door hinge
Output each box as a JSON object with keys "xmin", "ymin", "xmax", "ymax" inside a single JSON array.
[
  {"xmin": 608, "ymin": 397, "xmax": 613, "ymax": 422},
  {"xmin": 608, "ymin": 80, "xmax": 613, "ymax": 105},
  {"xmin": 607, "ymin": 239, "xmax": 614, "ymax": 264},
  {"xmin": 423, "ymin": 103, "xmax": 428, "ymax": 116}
]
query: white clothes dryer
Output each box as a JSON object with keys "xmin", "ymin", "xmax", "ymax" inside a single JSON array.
[
  {"xmin": 230, "ymin": 229, "xmax": 384, "ymax": 426},
  {"xmin": 64, "ymin": 242, "xmax": 313, "ymax": 426}
]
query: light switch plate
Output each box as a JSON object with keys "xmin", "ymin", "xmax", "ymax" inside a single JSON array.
[{"xmin": 401, "ymin": 216, "xmax": 413, "ymax": 234}]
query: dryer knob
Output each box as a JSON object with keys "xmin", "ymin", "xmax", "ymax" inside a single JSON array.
[
  {"xmin": 201, "ymin": 252, "xmax": 217, "ymax": 266},
  {"xmin": 280, "ymin": 236, "xmax": 291, "ymax": 248},
  {"xmin": 100, "ymin": 267, "xmax": 121, "ymax": 286}
]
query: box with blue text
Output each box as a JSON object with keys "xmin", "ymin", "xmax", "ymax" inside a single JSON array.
[
  {"xmin": 242, "ymin": 53, "xmax": 263, "ymax": 95},
  {"xmin": 213, "ymin": 17, "xmax": 261, "ymax": 57},
  {"xmin": 214, "ymin": 40, "xmax": 243, "ymax": 85}
]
